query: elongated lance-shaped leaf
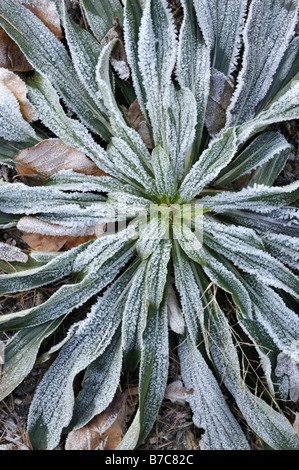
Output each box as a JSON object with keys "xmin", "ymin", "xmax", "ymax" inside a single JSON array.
[
  {"xmin": 45, "ymin": 170, "xmax": 127, "ymax": 193},
  {"xmin": 236, "ymin": 77, "xmax": 299, "ymax": 146},
  {"xmin": 204, "ymin": 220, "xmax": 299, "ymax": 300},
  {"xmin": 178, "ymin": 337, "xmax": 249, "ymax": 450},
  {"xmin": 196, "ymin": 270, "xmax": 299, "ymax": 450},
  {"xmin": 151, "ymin": 145, "xmax": 176, "ymax": 201},
  {"xmin": 0, "ymin": 82, "xmax": 37, "ymax": 142},
  {"xmin": 124, "ymin": 0, "xmax": 148, "ymax": 120},
  {"xmin": 137, "ymin": 288, "xmax": 169, "ymax": 446},
  {"xmin": 172, "ymin": 241, "xmax": 204, "ymax": 345},
  {"xmin": 55, "ymin": 0, "xmax": 106, "ymax": 112},
  {"xmin": 214, "ymin": 131, "xmax": 291, "ymax": 187},
  {"xmin": 227, "ymin": 0, "xmax": 299, "ymax": 126},
  {"xmin": 163, "ymin": 84, "xmax": 197, "ymax": 182},
  {"xmin": 122, "ymin": 261, "xmax": 148, "ymax": 371},
  {"xmin": 193, "ymin": 0, "xmax": 247, "ymax": 77},
  {"xmin": 261, "ymin": 232, "xmax": 299, "ymax": 270},
  {"xmin": 0, "ymin": 212, "xmax": 20, "ymax": 229},
  {"xmin": 0, "ymin": 316, "xmax": 66, "ymax": 402},
  {"xmin": 0, "ymin": 0, "xmax": 111, "ymax": 140},
  {"xmin": 256, "ymin": 36, "xmax": 299, "ymax": 114},
  {"xmin": 95, "ymin": 39, "xmax": 154, "ymax": 177},
  {"xmin": 26, "ymin": 73, "xmax": 113, "ymax": 173},
  {"xmin": 218, "ymin": 207, "xmax": 299, "ymax": 238},
  {"xmin": 0, "ymin": 241, "xmax": 91, "ymax": 295},
  {"xmin": 27, "ymin": 262, "xmax": 139, "ymax": 450},
  {"xmin": 65, "ymin": 328, "xmax": 123, "ymax": 433},
  {"xmin": 80, "ymin": 0, "xmax": 124, "ymax": 43},
  {"xmin": 146, "ymin": 239, "xmax": 172, "ymax": 309},
  {"xmin": 244, "ymin": 147, "xmax": 290, "ymax": 188},
  {"xmin": 203, "ymin": 247, "xmax": 252, "ymax": 317},
  {"xmin": 177, "ymin": 0, "xmax": 210, "ymax": 159},
  {"xmin": 178, "ymin": 128, "xmax": 237, "ymax": 203},
  {"xmin": 243, "ymin": 276, "xmax": 299, "ymax": 354},
  {"xmin": 136, "ymin": 209, "xmax": 171, "ymax": 259},
  {"xmin": 173, "ymin": 221, "xmax": 206, "ymax": 267},
  {"xmin": 0, "ymin": 243, "xmax": 136, "ymax": 331},
  {"xmin": 201, "ymin": 181, "xmax": 299, "ymax": 214},
  {"xmin": 137, "ymin": 0, "xmax": 177, "ymax": 147}
]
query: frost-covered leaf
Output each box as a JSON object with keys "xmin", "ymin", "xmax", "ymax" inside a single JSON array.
[
  {"xmin": 146, "ymin": 239, "xmax": 171, "ymax": 309},
  {"xmin": 256, "ymin": 36, "xmax": 299, "ymax": 113},
  {"xmin": 0, "ymin": 0, "xmax": 111, "ymax": 139},
  {"xmin": 17, "ymin": 216, "xmax": 96, "ymax": 238},
  {"xmin": 198, "ymin": 276, "xmax": 299, "ymax": 450},
  {"xmin": 26, "ymin": 73, "xmax": 112, "ymax": 173},
  {"xmin": 236, "ymin": 79, "xmax": 299, "ymax": 145},
  {"xmin": 0, "ymin": 68, "xmax": 36, "ymax": 122},
  {"xmin": 80, "ymin": 0, "xmax": 123, "ymax": 43},
  {"xmin": 0, "ymin": 79, "xmax": 37, "ymax": 141},
  {"xmin": 0, "ymin": 316, "xmax": 66, "ymax": 401},
  {"xmin": 177, "ymin": 0, "xmax": 210, "ymax": 158},
  {"xmin": 163, "ymin": 84, "xmax": 197, "ymax": 182},
  {"xmin": 151, "ymin": 145, "xmax": 176, "ymax": 201},
  {"xmin": 227, "ymin": 0, "xmax": 299, "ymax": 125},
  {"xmin": 201, "ymin": 181, "xmax": 299, "ymax": 213},
  {"xmin": 0, "ymin": 241, "xmax": 28, "ymax": 263},
  {"xmin": 204, "ymin": 219, "xmax": 299, "ymax": 300},
  {"xmin": 137, "ymin": 294, "xmax": 169, "ymax": 446},
  {"xmin": 66, "ymin": 329, "xmax": 123, "ymax": 433},
  {"xmin": 27, "ymin": 263, "xmax": 138, "ymax": 450},
  {"xmin": 193, "ymin": 0, "xmax": 247, "ymax": 77},
  {"xmin": 122, "ymin": 261, "xmax": 148, "ymax": 371},
  {"xmin": 179, "ymin": 337, "xmax": 249, "ymax": 450},
  {"xmin": 178, "ymin": 128, "xmax": 237, "ymax": 203},
  {"xmin": 215, "ymin": 131, "xmax": 291, "ymax": 187},
  {"xmin": 261, "ymin": 232, "xmax": 299, "ymax": 270},
  {"xmin": 173, "ymin": 221, "xmax": 206, "ymax": 267},
  {"xmin": 164, "ymin": 380, "xmax": 190, "ymax": 406},
  {"xmin": 137, "ymin": 0, "xmax": 177, "ymax": 147}
]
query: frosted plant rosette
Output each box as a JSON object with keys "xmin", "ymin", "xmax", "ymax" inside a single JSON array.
[{"xmin": 0, "ymin": 0, "xmax": 298, "ymax": 451}]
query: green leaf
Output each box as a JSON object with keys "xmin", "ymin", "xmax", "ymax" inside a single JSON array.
[
  {"xmin": 178, "ymin": 337, "xmax": 249, "ymax": 450},
  {"xmin": 214, "ymin": 131, "xmax": 291, "ymax": 187},
  {"xmin": 0, "ymin": 0, "xmax": 111, "ymax": 139},
  {"xmin": 151, "ymin": 145, "xmax": 176, "ymax": 201},
  {"xmin": 146, "ymin": 240, "xmax": 172, "ymax": 309},
  {"xmin": 0, "ymin": 316, "xmax": 66, "ymax": 401},
  {"xmin": 65, "ymin": 327, "xmax": 123, "ymax": 433},
  {"xmin": 178, "ymin": 128, "xmax": 237, "ymax": 203},
  {"xmin": 28, "ymin": 262, "xmax": 138, "ymax": 450},
  {"xmin": 193, "ymin": 0, "xmax": 247, "ymax": 77},
  {"xmin": 81, "ymin": 0, "xmax": 123, "ymax": 43},
  {"xmin": 227, "ymin": 0, "xmax": 299, "ymax": 125},
  {"xmin": 177, "ymin": 0, "xmax": 210, "ymax": 159}
]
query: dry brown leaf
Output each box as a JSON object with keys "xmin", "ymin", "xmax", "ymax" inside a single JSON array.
[
  {"xmin": 123, "ymin": 99, "xmax": 154, "ymax": 149},
  {"xmin": 205, "ymin": 68, "xmax": 234, "ymax": 136},
  {"xmin": 63, "ymin": 235, "xmax": 96, "ymax": 251},
  {"xmin": 0, "ymin": 1, "xmax": 61, "ymax": 71},
  {"xmin": 14, "ymin": 139, "xmax": 103, "ymax": 185},
  {"xmin": 65, "ymin": 391, "xmax": 125, "ymax": 451},
  {"xmin": 21, "ymin": 232, "xmax": 69, "ymax": 252},
  {"xmin": 293, "ymin": 413, "xmax": 299, "ymax": 438},
  {"xmin": 0, "ymin": 69, "xmax": 36, "ymax": 121},
  {"xmin": 102, "ymin": 16, "xmax": 130, "ymax": 81},
  {"xmin": 164, "ymin": 380, "xmax": 191, "ymax": 405}
]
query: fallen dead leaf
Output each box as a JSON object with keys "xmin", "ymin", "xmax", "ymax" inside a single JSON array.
[
  {"xmin": 293, "ymin": 413, "xmax": 299, "ymax": 438},
  {"xmin": 0, "ymin": 69, "xmax": 36, "ymax": 121},
  {"xmin": 102, "ymin": 16, "xmax": 130, "ymax": 81},
  {"xmin": 123, "ymin": 99, "xmax": 154, "ymax": 149},
  {"xmin": 0, "ymin": 0, "xmax": 61, "ymax": 71},
  {"xmin": 21, "ymin": 232, "xmax": 69, "ymax": 252},
  {"xmin": 14, "ymin": 138, "xmax": 105, "ymax": 185},
  {"xmin": 65, "ymin": 390, "xmax": 125, "ymax": 450},
  {"xmin": 63, "ymin": 235, "xmax": 96, "ymax": 251},
  {"xmin": 164, "ymin": 380, "xmax": 192, "ymax": 406},
  {"xmin": 205, "ymin": 68, "xmax": 234, "ymax": 136},
  {"xmin": 167, "ymin": 284, "xmax": 185, "ymax": 335}
]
